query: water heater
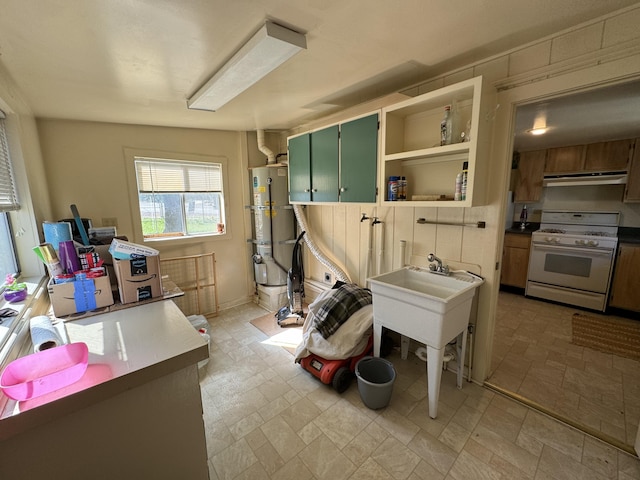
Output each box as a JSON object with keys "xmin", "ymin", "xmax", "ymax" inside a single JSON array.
[{"xmin": 251, "ymin": 166, "xmax": 295, "ymax": 286}]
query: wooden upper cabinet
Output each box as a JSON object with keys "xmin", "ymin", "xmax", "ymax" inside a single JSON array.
[
  {"xmin": 585, "ymin": 139, "xmax": 634, "ymax": 172},
  {"xmin": 544, "ymin": 145, "xmax": 584, "ymax": 173},
  {"xmin": 624, "ymin": 138, "xmax": 640, "ymax": 202},
  {"xmin": 514, "ymin": 150, "xmax": 546, "ymax": 202}
]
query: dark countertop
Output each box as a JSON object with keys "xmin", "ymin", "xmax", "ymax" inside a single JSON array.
[
  {"xmin": 505, "ymin": 223, "xmax": 540, "ymax": 235},
  {"xmin": 618, "ymin": 227, "xmax": 640, "ymax": 245}
]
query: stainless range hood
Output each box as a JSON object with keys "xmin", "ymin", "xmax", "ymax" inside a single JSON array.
[{"xmin": 543, "ymin": 171, "xmax": 627, "ymax": 187}]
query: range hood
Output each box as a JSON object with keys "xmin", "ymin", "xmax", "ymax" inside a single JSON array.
[{"xmin": 543, "ymin": 171, "xmax": 627, "ymax": 187}]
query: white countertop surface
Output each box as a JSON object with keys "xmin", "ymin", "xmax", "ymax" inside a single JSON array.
[{"xmin": 0, "ymin": 300, "xmax": 208, "ymax": 440}]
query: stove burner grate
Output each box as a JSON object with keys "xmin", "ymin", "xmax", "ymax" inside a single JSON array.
[
  {"xmin": 583, "ymin": 231, "xmax": 614, "ymax": 237},
  {"xmin": 538, "ymin": 228, "xmax": 565, "ymax": 234}
]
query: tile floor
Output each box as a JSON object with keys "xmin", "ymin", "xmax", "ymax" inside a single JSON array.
[
  {"xmin": 198, "ymin": 301, "xmax": 640, "ymax": 480},
  {"xmin": 490, "ymin": 291, "xmax": 640, "ymax": 448}
]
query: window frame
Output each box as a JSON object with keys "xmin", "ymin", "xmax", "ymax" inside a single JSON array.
[{"xmin": 124, "ymin": 148, "xmax": 230, "ymax": 245}]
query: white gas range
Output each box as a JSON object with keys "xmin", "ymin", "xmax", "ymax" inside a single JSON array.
[{"xmin": 526, "ymin": 210, "xmax": 619, "ymax": 312}]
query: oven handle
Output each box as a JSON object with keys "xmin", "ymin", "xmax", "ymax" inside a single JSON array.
[{"xmin": 531, "ymin": 243, "xmax": 614, "ymax": 256}]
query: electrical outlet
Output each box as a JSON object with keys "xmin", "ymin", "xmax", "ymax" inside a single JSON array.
[{"xmin": 323, "ymin": 272, "xmax": 332, "ymax": 284}]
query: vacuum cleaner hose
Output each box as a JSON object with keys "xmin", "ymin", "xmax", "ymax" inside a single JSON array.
[{"xmin": 292, "ymin": 204, "xmax": 351, "ymax": 283}]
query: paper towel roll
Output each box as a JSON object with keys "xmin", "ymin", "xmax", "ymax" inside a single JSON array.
[
  {"xmin": 30, "ymin": 315, "xmax": 64, "ymax": 352},
  {"xmin": 43, "ymin": 222, "xmax": 73, "ymax": 251}
]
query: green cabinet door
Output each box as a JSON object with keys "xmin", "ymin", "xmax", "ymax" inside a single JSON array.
[
  {"xmin": 310, "ymin": 125, "xmax": 339, "ymax": 202},
  {"xmin": 340, "ymin": 114, "xmax": 378, "ymax": 203},
  {"xmin": 288, "ymin": 133, "xmax": 311, "ymax": 202}
]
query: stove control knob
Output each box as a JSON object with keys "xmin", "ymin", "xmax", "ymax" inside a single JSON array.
[
  {"xmin": 588, "ymin": 240, "xmax": 598, "ymax": 247},
  {"xmin": 553, "ymin": 237, "xmax": 560, "ymax": 244},
  {"xmin": 575, "ymin": 239, "xmax": 585, "ymax": 246}
]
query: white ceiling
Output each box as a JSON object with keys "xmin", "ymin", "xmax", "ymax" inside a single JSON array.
[
  {"xmin": 0, "ymin": 1, "xmax": 638, "ymax": 133},
  {"xmin": 513, "ymin": 78, "xmax": 640, "ymax": 151}
]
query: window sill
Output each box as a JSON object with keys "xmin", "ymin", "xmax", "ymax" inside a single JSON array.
[{"xmin": 0, "ymin": 276, "xmax": 49, "ymax": 366}]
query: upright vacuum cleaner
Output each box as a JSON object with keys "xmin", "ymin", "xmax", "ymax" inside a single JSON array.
[{"xmin": 276, "ymin": 231, "xmax": 306, "ymax": 326}]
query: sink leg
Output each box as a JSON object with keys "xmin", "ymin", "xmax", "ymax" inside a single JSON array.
[
  {"xmin": 456, "ymin": 329, "xmax": 468, "ymax": 389},
  {"xmin": 373, "ymin": 323, "xmax": 382, "ymax": 357},
  {"xmin": 426, "ymin": 346, "xmax": 445, "ymax": 419},
  {"xmin": 400, "ymin": 335, "xmax": 409, "ymax": 360}
]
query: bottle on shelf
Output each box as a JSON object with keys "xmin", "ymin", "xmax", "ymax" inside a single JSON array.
[
  {"xmin": 388, "ymin": 176, "xmax": 400, "ymax": 201},
  {"xmin": 440, "ymin": 105, "xmax": 452, "ymax": 146},
  {"xmin": 460, "ymin": 161, "xmax": 468, "ymax": 201},
  {"xmin": 519, "ymin": 205, "xmax": 528, "ymax": 230},
  {"xmin": 454, "ymin": 171, "xmax": 463, "ymax": 201},
  {"xmin": 399, "ymin": 176, "xmax": 407, "ymax": 200}
]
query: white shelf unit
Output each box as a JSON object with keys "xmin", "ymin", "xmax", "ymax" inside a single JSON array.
[{"xmin": 380, "ymin": 76, "xmax": 485, "ymax": 207}]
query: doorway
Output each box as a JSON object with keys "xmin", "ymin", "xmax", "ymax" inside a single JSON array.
[{"xmin": 485, "ymin": 77, "xmax": 640, "ymax": 454}]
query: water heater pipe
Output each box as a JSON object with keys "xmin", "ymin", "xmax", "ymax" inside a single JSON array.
[
  {"xmin": 292, "ymin": 204, "xmax": 351, "ymax": 283},
  {"xmin": 257, "ymin": 130, "xmax": 276, "ymax": 164}
]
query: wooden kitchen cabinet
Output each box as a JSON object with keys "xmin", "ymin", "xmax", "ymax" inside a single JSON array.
[
  {"xmin": 585, "ymin": 139, "xmax": 634, "ymax": 172},
  {"xmin": 609, "ymin": 243, "xmax": 640, "ymax": 312},
  {"xmin": 624, "ymin": 138, "xmax": 640, "ymax": 202},
  {"xmin": 500, "ymin": 233, "xmax": 531, "ymax": 289},
  {"xmin": 544, "ymin": 145, "xmax": 584, "ymax": 173},
  {"xmin": 514, "ymin": 149, "xmax": 546, "ymax": 202}
]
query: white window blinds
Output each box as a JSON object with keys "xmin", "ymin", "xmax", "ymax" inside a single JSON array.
[
  {"xmin": 134, "ymin": 157, "xmax": 223, "ymax": 193},
  {"xmin": 0, "ymin": 113, "xmax": 20, "ymax": 212}
]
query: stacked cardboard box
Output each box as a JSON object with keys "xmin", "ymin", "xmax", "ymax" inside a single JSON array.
[{"xmin": 110, "ymin": 239, "xmax": 162, "ymax": 304}]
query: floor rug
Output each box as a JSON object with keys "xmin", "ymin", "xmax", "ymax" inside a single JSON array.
[
  {"xmin": 250, "ymin": 311, "xmax": 304, "ymax": 356},
  {"xmin": 571, "ymin": 313, "xmax": 640, "ymax": 361}
]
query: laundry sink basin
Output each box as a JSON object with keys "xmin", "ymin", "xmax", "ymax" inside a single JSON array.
[
  {"xmin": 367, "ymin": 266, "xmax": 484, "ymax": 418},
  {"xmin": 369, "ymin": 266, "xmax": 481, "ymax": 310},
  {"xmin": 368, "ymin": 265, "xmax": 483, "ymax": 349}
]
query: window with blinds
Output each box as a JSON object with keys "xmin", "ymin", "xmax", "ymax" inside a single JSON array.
[
  {"xmin": 0, "ymin": 112, "xmax": 20, "ymax": 281},
  {"xmin": 134, "ymin": 157, "xmax": 225, "ymax": 239},
  {"xmin": 0, "ymin": 114, "xmax": 19, "ymax": 212}
]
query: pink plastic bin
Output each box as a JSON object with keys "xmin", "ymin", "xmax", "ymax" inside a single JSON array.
[{"xmin": 0, "ymin": 342, "xmax": 89, "ymax": 401}]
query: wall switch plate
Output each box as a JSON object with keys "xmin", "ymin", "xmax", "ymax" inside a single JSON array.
[{"xmin": 323, "ymin": 272, "xmax": 332, "ymax": 284}]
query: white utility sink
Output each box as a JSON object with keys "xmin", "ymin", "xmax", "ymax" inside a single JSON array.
[{"xmin": 367, "ymin": 266, "xmax": 484, "ymax": 418}]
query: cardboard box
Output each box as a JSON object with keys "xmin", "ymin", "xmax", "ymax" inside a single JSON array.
[
  {"xmin": 48, "ymin": 274, "xmax": 114, "ymax": 317},
  {"xmin": 77, "ymin": 244, "xmax": 117, "ymax": 286},
  {"xmin": 109, "ymin": 238, "xmax": 159, "ymax": 260},
  {"xmin": 113, "ymin": 255, "xmax": 163, "ymax": 304}
]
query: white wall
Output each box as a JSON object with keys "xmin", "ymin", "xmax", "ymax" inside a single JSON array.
[{"xmin": 36, "ymin": 119, "xmax": 256, "ymax": 310}]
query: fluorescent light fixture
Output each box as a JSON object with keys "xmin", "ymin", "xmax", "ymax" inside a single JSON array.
[
  {"xmin": 187, "ymin": 21, "xmax": 306, "ymax": 111},
  {"xmin": 528, "ymin": 127, "xmax": 548, "ymax": 135}
]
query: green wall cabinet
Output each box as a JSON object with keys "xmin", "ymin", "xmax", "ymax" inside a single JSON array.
[
  {"xmin": 288, "ymin": 133, "xmax": 312, "ymax": 202},
  {"xmin": 340, "ymin": 114, "xmax": 378, "ymax": 203},
  {"xmin": 288, "ymin": 113, "xmax": 379, "ymax": 204}
]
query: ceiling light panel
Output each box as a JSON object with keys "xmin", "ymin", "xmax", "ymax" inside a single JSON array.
[{"xmin": 187, "ymin": 21, "xmax": 306, "ymax": 112}]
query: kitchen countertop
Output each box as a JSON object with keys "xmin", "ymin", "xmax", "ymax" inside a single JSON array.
[
  {"xmin": 505, "ymin": 223, "xmax": 540, "ymax": 235},
  {"xmin": 0, "ymin": 300, "xmax": 208, "ymax": 441},
  {"xmin": 618, "ymin": 227, "xmax": 640, "ymax": 245}
]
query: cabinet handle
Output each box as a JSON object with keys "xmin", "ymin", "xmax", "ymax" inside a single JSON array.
[
  {"xmin": 340, "ymin": 187, "xmax": 346, "ymax": 193},
  {"xmin": 304, "ymin": 188, "xmax": 310, "ymax": 193},
  {"xmin": 311, "ymin": 188, "xmax": 318, "ymax": 193}
]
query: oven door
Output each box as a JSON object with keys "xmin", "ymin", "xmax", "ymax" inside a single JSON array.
[{"xmin": 527, "ymin": 242, "xmax": 614, "ymax": 293}]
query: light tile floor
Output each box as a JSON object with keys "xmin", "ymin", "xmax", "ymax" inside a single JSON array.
[
  {"xmin": 199, "ymin": 301, "xmax": 640, "ymax": 480},
  {"xmin": 490, "ymin": 291, "xmax": 640, "ymax": 448}
]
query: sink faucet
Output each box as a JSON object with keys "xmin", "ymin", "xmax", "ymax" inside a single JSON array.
[{"xmin": 427, "ymin": 253, "xmax": 450, "ymax": 275}]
